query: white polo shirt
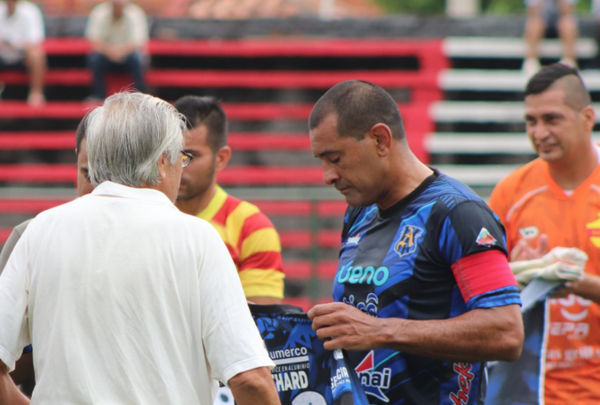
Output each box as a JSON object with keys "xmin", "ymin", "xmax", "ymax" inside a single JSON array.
[
  {"xmin": 0, "ymin": 181, "xmax": 274, "ymax": 405},
  {"xmin": 0, "ymin": 1, "xmax": 45, "ymax": 48}
]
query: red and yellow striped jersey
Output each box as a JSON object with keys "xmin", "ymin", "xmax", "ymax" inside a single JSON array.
[{"xmin": 198, "ymin": 186, "xmax": 284, "ymax": 299}]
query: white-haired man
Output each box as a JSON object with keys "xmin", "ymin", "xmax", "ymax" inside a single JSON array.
[{"xmin": 0, "ymin": 92, "xmax": 280, "ymax": 405}]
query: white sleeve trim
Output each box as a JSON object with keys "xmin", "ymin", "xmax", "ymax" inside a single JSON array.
[{"xmin": 0, "ymin": 345, "xmax": 17, "ymax": 373}]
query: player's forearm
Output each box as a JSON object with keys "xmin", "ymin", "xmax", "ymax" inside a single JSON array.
[
  {"xmin": 567, "ymin": 273, "xmax": 600, "ymax": 304},
  {"xmin": 228, "ymin": 367, "xmax": 280, "ymax": 405},
  {"xmin": 0, "ymin": 363, "xmax": 30, "ymax": 405},
  {"xmin": 379, "ymin": 305, "xmax": 523, "ymax": 363}
]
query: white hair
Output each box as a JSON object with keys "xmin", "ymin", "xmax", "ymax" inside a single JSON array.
[{"xmin": 86, "ymin": 92, "xmax": 186, "ymax": 187}]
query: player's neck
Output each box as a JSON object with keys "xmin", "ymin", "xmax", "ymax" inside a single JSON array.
[
  {"xmin": 548, "ymin": 145, "xmax": 599, "ymax": 190},
  {"xmin": 377, "ymin": 154, "xmax": 433, "ymax": 211},
  {"xmin": 176, "ymin": 185, "xmax": 217, "ymax": 216}
]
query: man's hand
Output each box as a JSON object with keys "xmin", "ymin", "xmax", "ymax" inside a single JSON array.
[
  {"xmin": 550, "ymin": 273, "xmax": 600, "ymax": 303},
  {"xmin": 106, "ymin": 46, "xmax": 125, "ymax": 62},
  {"xmin": 510, "ymin": 234, "xmax": 549, "ymax": 261},
  {"xmin": 307, "ymin": 302, "xmax": 384, "ymax": 351}
]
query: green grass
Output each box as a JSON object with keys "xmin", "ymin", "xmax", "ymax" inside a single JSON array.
[{"xmin": 371, "ymin": 0, "xmax": 592, "ymax": 15}]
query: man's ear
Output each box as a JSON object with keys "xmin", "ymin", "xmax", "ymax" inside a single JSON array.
[
  {"xmin": 581, "ymin": 105, "xmax": 596, "ymax": 133},
  {"xmin": 215, "ymin": 146, "xmax": 232, "ymax": 173},
  {"xmin": 369, "ymin": 123, "xmax": 393, "ymax": 157},
  {"xmin": 157, "ymin": 153, "xmax": 168, "ymax": 181}
]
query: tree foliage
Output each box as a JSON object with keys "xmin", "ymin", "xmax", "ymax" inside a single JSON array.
[{"xmin": 372, "ymin": 0, "xmax": 591, "ymax": 15}]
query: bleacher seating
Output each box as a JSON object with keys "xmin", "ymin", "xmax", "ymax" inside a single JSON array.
[
  {"xmin": 0, "ymin": 35, "xmax": 448, "ymax": 310},
  {"xmin": 4, "ymin": 29, "xmax": 596, "ymax": 309}
]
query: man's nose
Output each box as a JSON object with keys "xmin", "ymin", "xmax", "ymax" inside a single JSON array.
[
  {"xmin": 322, "ymin": 162, "xmax": 339, "ymax": 186},
  {"xmin": 529, "ymin": 123, "xmax": 551, "ymax": 142}
]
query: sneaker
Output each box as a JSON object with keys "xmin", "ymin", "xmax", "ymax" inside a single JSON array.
[{"xmin": 522, "ymin": 58, "xmax": 541, "ymax": 77}]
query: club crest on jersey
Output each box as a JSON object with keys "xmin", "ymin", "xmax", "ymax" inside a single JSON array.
[
  {"xmin": 394, "ymin": 225, "xmax": 424, "ymax": 258},
  {"xmin": 586, "ymin": 213, "xmax": 600, "ymax": 248},
  {"xmin": 518, "ymin": 226, "xmax": 539, "ymax": 241},
  {"xmin": 476, "ymin": 228, "xmax": 496, "ymax": 247},
  {"xmin": 355, "ymin": 351, "xmax": 392, "ymax": 402}
]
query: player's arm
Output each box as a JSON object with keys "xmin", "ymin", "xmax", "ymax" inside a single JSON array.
[
  {"xmin": 309, "ymin": 300, "xmax": 522, "ymax": 363},
  {"xmin": 0, "ymin": 362, "xmax": 29, "ymax": 405},
  {"xmin": 554, "ymin": 273, "xmax": 600, "ymax": 303},
  {"xmin": 228, "ymin": 367, "xmax": 280, "ymax": 405}
]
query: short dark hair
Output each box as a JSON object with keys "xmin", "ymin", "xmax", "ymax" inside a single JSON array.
[
  {"xmin": 309, "ymin": 80, "xmax": 405, "ymax": 140},
  {"xmin": 75, "ymin": 111, "xmax": 92, "ymax": 155},
  {"xmin": 525, "ymin": 63, "xmax": 591, "ymax": 110},
  {"xmin": 173, "ymin": 96, "xmax": 227, "ymax": 151}
]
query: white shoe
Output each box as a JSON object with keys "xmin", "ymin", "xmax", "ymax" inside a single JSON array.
[{"xmin": 522, "ymin": 58, "xmax": 541, "ymax": 77}]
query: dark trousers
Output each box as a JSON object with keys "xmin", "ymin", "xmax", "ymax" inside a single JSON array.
[{"xmin": 87, "ymin": 51, "xmax": 147, "ymax": 99}]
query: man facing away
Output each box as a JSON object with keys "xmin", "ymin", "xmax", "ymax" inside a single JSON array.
[
  {"xmin": 307, "ymin": 81, "xmax": 524, "ymax": 405},
  {"xmin": 488, "ymin": 63, "xmax": 600, "ymax": 405},
  {"xmin": 0, "ymin": 0, "xmax": 46, "ymax": 106},
  {"xmin": 174, "ymin": 95, "xmax": 285, "ymax": 305},
  {"xmin": 0, "ymin": 92, "xmax": 280, "ymax": 405}
]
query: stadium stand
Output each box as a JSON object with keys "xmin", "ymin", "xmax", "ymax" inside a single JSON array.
[
  {"xmin": 2, "ymin": 16, "xmax": 598, "ymax": 308},
  {"xmin": 0, "ymin": 32, "xmax": 447, "ymax": 309}
]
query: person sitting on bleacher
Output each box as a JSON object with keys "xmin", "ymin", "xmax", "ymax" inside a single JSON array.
[
  {"xmin": 85, "ymin": 0, "xmax": 148, "ymax": 102},
  {"xmin": 0, "ymin": 0, "xmax": 46, "ymax": 106},
  {"xmin": 523, "ymin": 0, "xmax": 578, "ymax": 75}
]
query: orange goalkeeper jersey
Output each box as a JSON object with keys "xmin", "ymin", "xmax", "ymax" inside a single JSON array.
[
  {"xmin": 198, "ymin": 186, "xmax": 284, "ymax": 299},
  {"xmin": 489, "ymin": 158, "xmax": 600, "ymax": 405}
]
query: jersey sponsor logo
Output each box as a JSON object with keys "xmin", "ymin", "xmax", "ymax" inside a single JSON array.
[
  {"xmin": 518, "ymin": 226, "xmax": 539, "ymax": 241},
  {"xmin": 449, "ymin": 362, "xmax": 474, "ymax": 405},
  {"xmin": 394, "ymin": 225, "xmax": 424, "ymax": 258},
  {"xmin": 269, "ymin": 347, "xmax": 309, "ymax": 361},
  {"xmin": 586, "ymin": 214, "xmax": 600, "ymax": 247},
  {"xmin": 355, "ymin": 351, "xmax": 392, "ymax": 402},
  {"xmin": 551, "ymin": 294, "xmax": 592, "ymax": 323},
  {"xmin": 343, "ymin": 293, "xmax": 379, "ymax": 317},
  {"xmin": 272, "ymin": 371, "xmax": 309, "ymax": 392},
  {"xmin": 347, "ymin": 233, "xmax": 361, "ymax": 246},
  {"xmin": 475, "ymin": 227, "xmax": 496, "ymax": 246},
  {"xmin": 337, "ymin": 262, "xmax": 389, "ymax": 287}
]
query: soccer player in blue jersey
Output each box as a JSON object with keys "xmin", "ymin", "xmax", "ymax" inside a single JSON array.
[{"xmin": 307, "ymin": 81, "xmax": 524, "ymax": 405}]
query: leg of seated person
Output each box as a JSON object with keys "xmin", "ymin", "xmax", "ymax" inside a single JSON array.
[
  {"xmin": 23, "ymin": 44, "xmax": 46, "ymax": 106},
  {"xmin": 122, "ymin": 51, "xmax": 147, "ymax": 94},
  {"xmin": 524, "ymin": 3, "xmax": 545, "ymax": 64},
  {"xmin": 557, "ymin": 0, "xmax": 578, "ymax": 66},
  {"xmin": 87, "ymin": 52, "xmax": 110, "ymax": 100}
]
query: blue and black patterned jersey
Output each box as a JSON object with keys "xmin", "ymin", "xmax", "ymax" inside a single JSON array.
[
  {"xmin": 332, "ymin": 170, "xmax": 521, "ymax": 405},
  {"xmin": 250, "ymin": 304, "xmax": 369, "ymax": 405}
]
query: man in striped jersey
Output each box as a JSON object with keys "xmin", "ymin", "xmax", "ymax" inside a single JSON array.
[{"xmin": 174, "ymin": 96, "xmax": 285, "ymax": 305}]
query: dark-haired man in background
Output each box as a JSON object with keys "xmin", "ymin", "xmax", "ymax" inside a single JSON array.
[
  {"xmin": 173, "ymin": 95, "xmax": 285, "ymax": 304},
  {"xmin": 306, "ymin": 80, "xmax": 524, "ymax": 404},
  {"xmin": 0, "ymin": 113, "xmax": 93, "ymax": 397},
  {"xmin": 488, "ymin": 63, "xmax": 600, "ymax": 405}
]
